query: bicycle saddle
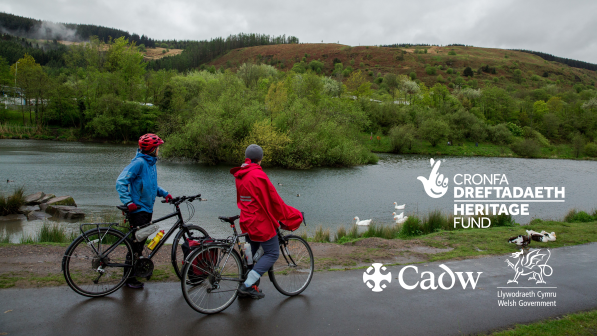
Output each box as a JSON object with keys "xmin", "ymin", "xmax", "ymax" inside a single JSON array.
[
  {"xmin": 116, "ymin": 205, "xmax": 129, "ymax": 212},
  {"xmin": 218, "ymin": 215, "xmax": 240, "ymax": 224}
]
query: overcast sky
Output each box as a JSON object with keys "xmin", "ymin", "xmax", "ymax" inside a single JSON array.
[{"xmin": 2, "ymin": 0, "xmax": 596, "ymax": 63}]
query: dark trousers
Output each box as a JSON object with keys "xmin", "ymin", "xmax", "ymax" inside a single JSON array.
[
  {"xmin": 247, "ymin": 235, "xmax": 280, "ymax": 276},
  {"xmin": 127, "ymin": 211, "xmax": 152, "ymax": 281},
  {"xmin": 129, "ymin": 211, "xmax": 153, "ymax": 256}
]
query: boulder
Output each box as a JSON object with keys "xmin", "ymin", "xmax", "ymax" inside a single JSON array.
[
  {"xmin": 0, "ymin": 214, "xmax": 27, "ymax": 221},
  {"xmin": 44, "ymin": 205, "xmax": 85, "ymax": 220},
  {"xmin": 45, "ymin": 196, "xmax": 77, "ymax": 207},
  {"xmin": 18, "ymin": 205, "xmax": 40, "ymax": 216},
  {"xmin": 27, "ymin": 211, "xmax": 52, "ymax": 220},
  {"xmin": 38, "ymin": 194, "xmax": 55, "ymax": 204},
  {"xmin": 24, "ymin": 192, "xmax": 45, "ymax": 205}
]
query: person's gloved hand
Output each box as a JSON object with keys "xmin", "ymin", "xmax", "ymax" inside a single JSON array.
[
  {"xmin": 127, "ymin": 203, "xmax": 138, "ymax": 212},
  {"xmin": 164, "ymin": 194, "xmax": 173, "ymax": 203}
]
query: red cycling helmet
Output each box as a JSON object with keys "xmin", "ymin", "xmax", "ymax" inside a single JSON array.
[{"xmin": 138, "ymin": 133, "xmax": 164, "ymax": 153}]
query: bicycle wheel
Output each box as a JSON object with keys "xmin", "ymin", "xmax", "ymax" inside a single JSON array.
[
  {"xmin": 171, "ymin": 225, "xmax": 209, "ymax": 279},
  {"xmin": 62, "ymin": 228, "xmax": 133, "ymax": 297},
  {"xmin": 268, "ymin": 235, "xmax": 314, "ymax": 296},
  {"xmin": 181, "ymin": 245, "xmax": 242, "ymax": 314}
]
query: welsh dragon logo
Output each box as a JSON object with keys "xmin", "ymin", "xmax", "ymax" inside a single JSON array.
[{"xmin": 505, "ymin": 249, "xmax": 554, "ymax": 284}]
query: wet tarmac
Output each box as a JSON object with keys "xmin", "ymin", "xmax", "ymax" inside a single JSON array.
[{"xmin": 1, "ymin": 243, "xmax": 596, "ymax": 336}]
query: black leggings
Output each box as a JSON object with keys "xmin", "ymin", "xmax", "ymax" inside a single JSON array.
[{"xmin": 129, "ymin": 211, "xmax": 153, "ymax": 256}]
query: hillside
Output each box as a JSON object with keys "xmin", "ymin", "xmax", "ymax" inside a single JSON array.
[{"xmin": 208, "ymin": 44, "xmax": 597, "ymax": 90}]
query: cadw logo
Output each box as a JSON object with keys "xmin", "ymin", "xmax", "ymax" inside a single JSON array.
[
  {"xmin": 363, "ymin": 263, "xmax": 482, "ymax": 292},
  {"xmin": 505, "ymin": 249, "xmax": 553, "ymax": 284},
  {"xmin": 363, "ymin": 263, "xmax": 391, "ymax": 292},
  {"xmin": 417, "ymin": 158, "xmax": 449, "ymax": 198}
]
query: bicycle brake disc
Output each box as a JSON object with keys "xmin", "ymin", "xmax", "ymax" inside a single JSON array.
[{"xmin": 134, "ymin": 258, "xmax": 154, "ymax": 279}]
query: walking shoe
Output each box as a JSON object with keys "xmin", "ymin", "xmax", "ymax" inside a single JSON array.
[
  {"xmin": 237, "ymin": 284, "xmax": 264, "ymax": 299},
  {"xmin": 125, "ymin": 278, "xmax": 145, "ymax": 289}
]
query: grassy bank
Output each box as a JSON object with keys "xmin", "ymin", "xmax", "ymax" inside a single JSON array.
[
  {"xmin": 489, "ymin": 309, "xmax": 597, "ymax": 336},
  {"xmin": 361, "ymin": 132, "xmax": 597, "ymax": 161}
]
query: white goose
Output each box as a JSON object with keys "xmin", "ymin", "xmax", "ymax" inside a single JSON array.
[
  {"xmin": 394, "ymin": 202, "xmax": 405, "ymax": 210},
  {"xmin": 541, "ymin": 231, "xmax": 557, "ymax": 241},
  {"xmin": 396, "ymin": 216, "xmax": 408, "ymax": 224},
  {"xmin": 354, "ymin": 217, "xmax": 372, "ymax": 226},
  {"xmin": 393, "ymin": 212, "xmax": 404, "ymax": 220}
]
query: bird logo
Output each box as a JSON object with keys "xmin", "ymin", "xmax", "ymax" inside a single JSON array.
[{"xmin": 417, "ymin": 158, "xmax": 449, "ymax": 198}]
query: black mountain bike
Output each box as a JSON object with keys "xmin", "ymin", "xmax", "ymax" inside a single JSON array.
[
  {"xmin": 181, "ymin": 215, "xmax": 314, "ymax": 314},
  {"xmin": 62, "ymin": 194, "xmax": 208, "ymax": 297}
]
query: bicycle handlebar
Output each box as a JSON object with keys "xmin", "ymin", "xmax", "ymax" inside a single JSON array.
[{"xmin": 161, "ymin": 193, "xmax": 202, "ymax": 205}]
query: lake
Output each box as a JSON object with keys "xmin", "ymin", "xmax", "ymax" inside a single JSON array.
[{"xmin": 1, "ymin": 139, "xmax": 596, "ymax": 242}]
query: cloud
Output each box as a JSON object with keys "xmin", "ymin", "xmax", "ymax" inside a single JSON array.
[{"xmin": 1, "ymin": 0, "xmax": 595, "ymax": 63}]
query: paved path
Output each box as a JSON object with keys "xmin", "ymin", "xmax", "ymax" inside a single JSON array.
[{"xmin": 1, "ymin": 243, "xmax": 596, "ymax": 336}]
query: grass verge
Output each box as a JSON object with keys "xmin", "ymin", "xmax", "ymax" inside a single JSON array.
[{"xmin": 489, "ymin": 309, "xmax": 597, "ymax": 336}]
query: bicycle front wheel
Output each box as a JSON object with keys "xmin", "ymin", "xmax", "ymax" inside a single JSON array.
[
  {"xmin": 181, "ymin": 245, "xmax": 242, "ymax": 314},
  {"xmin": 171, "ymin": 225, "xmax": 209, "ymax": 280},
  {"xmin": 268, "ymin": 235, "xmax": 314, "ymax": 296},
  {"xmin": 62, "ymin": 228, "xmax": 133, "ymax": 297}
]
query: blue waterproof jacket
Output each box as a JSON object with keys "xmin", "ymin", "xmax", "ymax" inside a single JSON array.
[{"xmin": 116, "ymin": 150, "xmax": 168, "ymax": 213}]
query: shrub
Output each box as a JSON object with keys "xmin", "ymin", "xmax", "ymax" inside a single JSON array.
[
  {"xmin": 425, "ymin": 66, "xmax": 437, "ymax": 75},
  {"xmin": 409, "ymin": 72, "xmax": 417, "ymax": 80},
  {"xmin": 389, "ymin": 124, "xmax": 416, "ymax": 153},
  {"xmin": 584, "ymin": 143, "xmax": 597, "ymax": 157},
  {"xmin": 489, "ymin": 124, "xmax": 513, "ymax": 145},
  {"xmin": 308, "ymin": 60, "xmax": 325, "ymax": 73},
  {"xmin": 350, "ymin": 59, "xmax": 355, "ymax": 65},
  {"xmin": 0, "ymin": 187, "xmax": 25, "ymax": 216},
  {"xmin": 359, "ymin": 62, "xmax": 364, "ymax": 67},
  {"xmin": 564, "ymin": 209, "xmax": 594, "ymax": 223},
  {"xmin": 419, "ymin": 119, "xmax": 450, "ymax": 146},
  {"xmin": 423, "ymin": 210, "xmax": 449, "ymax": 233},
  {"xmin": 368, "ymin": 71, "xmax": 373, "ymax": 76},
  {"xmin": 446, "ymin": 68, "xmax": 453, "ymax": 74},
  {"xmin": 572, "ymin": 133, "xmax": 586, "ymax": 158},
  {"xmin": 437, "ymin": 75, "xmax": 445, "ymax": 83},
  {"xmin": 400, "ymin": 216, "xmax": 423, "ymax": 237},
  {"xmin": 463, "ymin": 67, "xmax": 474, "ymax": 77},
  {"xmin": 506, "ymin": 122, "xmax": 523, "ymax": 136},
  {"xmin": 374, "ymin": 77, "xmax": 383, "ymax": 84},
  {"xmin": 448, "ymin": 83, "xmax": 454, "ymax": 88},
  {"xmin": 510, "ymin": 139, "xmax": 542, "ymax": 158}
]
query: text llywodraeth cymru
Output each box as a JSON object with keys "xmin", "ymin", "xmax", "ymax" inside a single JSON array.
[{"xmin": 497, "ymin": 290, "xmax": 556, "ymax": 307}]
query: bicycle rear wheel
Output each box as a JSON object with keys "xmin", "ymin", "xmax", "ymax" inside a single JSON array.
[
  {"xmin": 268, "ymin": 235, "xmax": 314, "ymax": 296},
  {"xmin": 181, "ymin": 245, "xmax": 242, "ymax": 314},
  {"xmin": 62, "ymin": 228, "xmax": 133, "ymax": 297},
  {"xmin": 171, "ymin": 225, "xmax": 209, "ymax": 280}
]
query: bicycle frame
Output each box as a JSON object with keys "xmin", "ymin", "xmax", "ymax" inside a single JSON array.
[
  {"xmin": 80, "ymin": 201, "xmax": 193, "ymax": 263},
  {"xmin": 187, "ymin": 220, "xmax": 297, "ymax": 282}
]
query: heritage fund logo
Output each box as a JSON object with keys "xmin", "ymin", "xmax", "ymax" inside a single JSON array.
[
  {"xmin": 417, "ymin": 158, "xmax": 449, "ymax": 198},
  {"xmin": 418, "ymin": 158, "xmax": 566, "ymax": 229},
  {"xmin": 497, "ymin": 249, "xmax": 556, "ymax": 307}
]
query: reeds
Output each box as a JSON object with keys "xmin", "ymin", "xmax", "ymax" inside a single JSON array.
[
  {"xmin": 0, "ymin": 187, "xmax": 26, "ymax": 216},
  {"xmin": 19, "ymin": 222, "xmax": 77, "ymax": 244},
  {"xmin": 313, "ymin": 225, "xmax": 331, "ymax": 243}
]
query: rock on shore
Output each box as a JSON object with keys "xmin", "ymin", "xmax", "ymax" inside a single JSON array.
[{"xmin": 21, "ymin": 192, "xmax": 84, "ymax": 220}]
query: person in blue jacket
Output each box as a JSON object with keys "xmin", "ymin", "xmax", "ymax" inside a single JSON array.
[{"xmin": 116, "ymin": 133, "xmax": 172, "ymax": 289}]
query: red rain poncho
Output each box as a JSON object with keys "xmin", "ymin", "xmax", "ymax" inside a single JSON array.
[{"xmin": 231, "ymin": 159, "xmax": 303, "ymax": 242}]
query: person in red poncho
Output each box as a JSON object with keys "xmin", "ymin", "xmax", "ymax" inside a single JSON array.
[{"xmin": 231, "ymin": 144, "xmax": 303, "ymax": 299}]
